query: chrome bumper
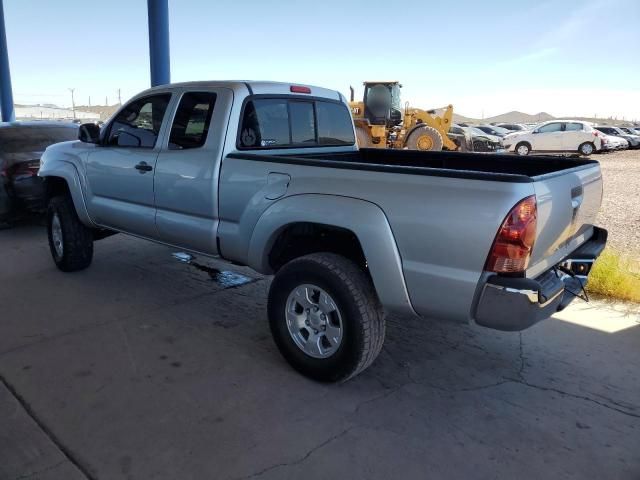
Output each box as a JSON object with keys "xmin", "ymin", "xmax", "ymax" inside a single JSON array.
[{"xmin": 474, "ymin": 227, "xmax": 607, "ymax": 332}]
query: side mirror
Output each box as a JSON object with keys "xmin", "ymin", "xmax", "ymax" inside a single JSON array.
[{"xmin": 78, "ymin": 123, "xmax": 101, "ymax": 144}]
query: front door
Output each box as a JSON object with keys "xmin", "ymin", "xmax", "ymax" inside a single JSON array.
[
  {"xmin": 85, "ymin": 93, "xmax": 172, "ymax": 237},
  {"xmin": 532, "ymin": 122, "xmax": 564, "ymax": 151}
]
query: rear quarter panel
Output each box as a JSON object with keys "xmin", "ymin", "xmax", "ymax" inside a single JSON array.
[{"xmin": 218, "ymin": 155, "xmax": 535, "ymax": 323}]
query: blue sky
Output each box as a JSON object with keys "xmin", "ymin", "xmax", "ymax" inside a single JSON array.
[{"xmin": 4, "ymin": 0, "xmax": 640, "ymax": 119}]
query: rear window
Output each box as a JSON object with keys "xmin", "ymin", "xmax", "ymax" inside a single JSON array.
[
  {"xmin": 238, "ymin": 97, "xmax": 355, "ymax": 149},
  {"xmin": 0, "ymin": 126, "xmax": 78, "ymax": 153}
]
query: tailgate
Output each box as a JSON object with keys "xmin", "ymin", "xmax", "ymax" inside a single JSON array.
[{"xmin": 527, "ymin": 163, "xmax": 603, "ymax": 278}]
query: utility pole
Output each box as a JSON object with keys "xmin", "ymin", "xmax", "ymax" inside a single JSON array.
[
  {"xmin": 117, "ymin": 88, "xmax": 122, "ymax": 105},
  {"xmin": 105, "ymin": 96, "xmax": 108, "ymax": 106},
  {"xmin": 88, "ymin": 96, "xmax": 91, "ymax": 108},
  {"xmin": 68, "ymin": 88, "xmax": 76, "ymax": 119}
]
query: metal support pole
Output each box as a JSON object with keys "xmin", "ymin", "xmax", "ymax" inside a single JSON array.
[
  {"xmin": 0, "ymin": 0, "xmax": 15, "ymax": 122},
  {"xmin": 147, "ymin": 0, "xmax": 170, "ymax": 87}
]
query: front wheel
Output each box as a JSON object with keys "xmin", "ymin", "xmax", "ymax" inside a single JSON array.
[
  {"xmin": 578, "ymin": 142, "xmax": 595, "ymax": 156},
  {"xmin": 268, "ymin": 253, "xmax": 385, "ymax": 382},
  {"xmin": 515, "ymin": 142, "xmax": 531, "ymax": 156},
  {"xmin": 404, "ymin": 125, "xmax": 444, "ymax": 151},
  {"xmin": 47, "ymin": 195, "xmax": 93, "ymax": 272}
]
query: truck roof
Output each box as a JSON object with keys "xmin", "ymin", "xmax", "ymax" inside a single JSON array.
[{"xmin": 143, "ymin": 80, "xmax": 343, "ymax": 102}]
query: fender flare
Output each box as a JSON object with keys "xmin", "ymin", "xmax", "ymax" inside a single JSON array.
[
  {"xmin": 40, "ymin": 162, "xmax": 95, "ymax": 227},
  {"xmin": 247, "ymin": 194, "xmax": 416, "ymax": 316}
]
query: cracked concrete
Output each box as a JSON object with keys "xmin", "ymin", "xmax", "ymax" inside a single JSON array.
[{"xmin": 1, "ymin": 222, "xmax": 639, "ymax": 479}]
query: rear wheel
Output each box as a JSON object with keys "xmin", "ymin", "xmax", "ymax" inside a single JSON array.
[
  {"xmin": 47, "ymin": 195, "xmax": 93, "ymax": 272},
  {"xmin": 268, "ymin": 253, "xmax": 385, "ymax": 382},
  {"xmin": 404, "ymin": 125, "xmax": 444, "ymax": 151},
  {"xmin": 578, "ymin": 142, "xmax": 595, "ymax": 156},
  {"xmin": 515, "ymin": 142, "xmax": 531, "ymax": 156}
]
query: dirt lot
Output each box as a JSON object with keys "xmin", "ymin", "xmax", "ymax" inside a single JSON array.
[{"xmin": 595, "ymin": 149, "xmax": 640, "ymax": 255}]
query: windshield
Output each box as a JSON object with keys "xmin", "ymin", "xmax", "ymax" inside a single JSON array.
[
  {"xmin": 490, "ymin": 126, "xmax": 510, "ymax": 135},
  {"xmin": 467, "ymin": 127, "xmax": 490, "ymax": 136}
]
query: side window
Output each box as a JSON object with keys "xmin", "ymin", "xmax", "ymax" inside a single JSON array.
[
  {"xmin": 169, "ymin": 92, "xmax": 217, "ymax": 149},
  {"xmin": 316, "ymin": 102, "xmax": 355, "ymax": 145},
  {"xmin": 107, "ymin": 94, "xmax": 171, "ymax": 148},
  {"xmin": 537, "ymin": 122, "xmax": 562, "ymax": 133},
  {"xmin": 565, "ymin": 123, "xmax": 583, "ymax": 131}
]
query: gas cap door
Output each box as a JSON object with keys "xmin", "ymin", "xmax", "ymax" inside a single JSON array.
[{"xmin": 265, "ymin": 172, "xmax": 291, "ymax": 200}]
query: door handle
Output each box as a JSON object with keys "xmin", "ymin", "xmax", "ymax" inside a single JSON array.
[{"xmin": 135, "ymin": 161, "xmax": 153, "ymax": 173}]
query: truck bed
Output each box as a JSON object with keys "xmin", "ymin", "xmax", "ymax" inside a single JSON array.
[{"xmin": 228, "ymin": 149, "xmax": 598, "ymax": 183}]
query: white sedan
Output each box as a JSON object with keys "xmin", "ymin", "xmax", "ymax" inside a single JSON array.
[{"xmin": 503, "ymin": 120, "xmax": 602, "ymax": 156}]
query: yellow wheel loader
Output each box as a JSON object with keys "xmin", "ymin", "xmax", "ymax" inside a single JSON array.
[{"xmin": 349, "ymin": 81, "xmax": 457, "ymax": 151}]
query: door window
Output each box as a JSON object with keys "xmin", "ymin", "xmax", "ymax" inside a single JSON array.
[
  {"xmin": 565, "ymin": 123, "xmax": 584, "ymax": 131},
  {"xmin": 537, "ymin": 122, "xmax": 563, "ymax": 133},
  {"xmin": 107, "ymin": 94, "xmax": 171, "ymax": 148},
  {"xmin": 168, "ymin": 92, "xmax": 217, "ymax": 149}
]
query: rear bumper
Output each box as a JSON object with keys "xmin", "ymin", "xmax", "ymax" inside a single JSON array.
[{"xmin": 474, "ymin": 227, "xmax": 607, "ymax": 331}]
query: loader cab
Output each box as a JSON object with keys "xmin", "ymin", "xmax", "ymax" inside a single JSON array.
[{"xmin": 363, "ymin": 82, "xmax": 403, "ymax": 127}]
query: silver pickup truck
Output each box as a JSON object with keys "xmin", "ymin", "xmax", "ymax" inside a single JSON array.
[{"xmin": 38, "ymin": 81, "xmax": 607, "ymax": 382}]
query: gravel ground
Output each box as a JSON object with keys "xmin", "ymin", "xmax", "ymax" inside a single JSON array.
[{"xmin": 594, "ymin": 149, "xmax": 640, "ymax": 256}]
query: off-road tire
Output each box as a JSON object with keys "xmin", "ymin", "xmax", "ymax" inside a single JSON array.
[
  {"xmin": 578, "ymin": 142, "xmax": 595, "ymax": 156},
  {"xmin": 404, "ymin": 125, "xmax": 444, "ymax": 151},
  {"xmin": 268, "ymin": 253, "xmax": 385, "ymax": 382},
  {"xmin": 515, "ymin": 142, "xmax": 531, "ymax": 156},
  {"xmin": 47, "ymin": 195, "xmax": 93, "ymax": 272}
]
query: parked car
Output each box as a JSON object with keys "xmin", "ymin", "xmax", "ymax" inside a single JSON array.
[
  {"xmin": 620, "ymin": 127, "xmax": 640, "ymax": 136},
  {"xmin": 474, "ymin": 124, "xmax": 511, "ymax": 138},
  {"xmin": 464, "ymin": 126, "xmax": 503, "ymax": 152},
  {"xmin": 0, "ymin": 121, "xmax": 79, "ymax": 223},
  {"xmin": 503, "ymin": 120, "xmax": 601, "ymax": 156},
  {"xmin": 39, "ymin": 81, "xmax": 606, "ymax": 382},
  {"xmin": 495, "ymin": 123, "xmax": 527, "ymax": 132},
  {"xmin": 447, "ymin": 125, "xmax": 501, "ymax": 152},
  {"xmin": 595, "ymin": 126, "xmax": 640, "ymax": 149},
  {"xmin": 598, "ymin": 134, "xmax": 629, "ymax": 152}
]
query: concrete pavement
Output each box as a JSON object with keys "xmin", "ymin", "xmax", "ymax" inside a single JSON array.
[{"xmin": 1, "ymin": 220, "xmax": 639, "ymax": 479}]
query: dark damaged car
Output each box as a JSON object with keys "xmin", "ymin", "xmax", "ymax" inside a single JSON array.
[{"xmin": 0, "ymin": 122, "xmax": 79, "ymax": 223}]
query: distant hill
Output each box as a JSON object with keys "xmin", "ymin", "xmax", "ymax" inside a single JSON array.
[{"xmin": 485, "ymin": 111, "xmax": 555, "ymax": 124}]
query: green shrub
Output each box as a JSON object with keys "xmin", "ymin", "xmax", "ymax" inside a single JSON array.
[{"xmin": 587, "ymin": 250, "xmax": 640, "ymax": 303}]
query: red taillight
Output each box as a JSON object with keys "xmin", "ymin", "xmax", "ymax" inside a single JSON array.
[
  {"xmin": 13, "ymin": 161, "xmax": 40, "ymax": 177},
  {"xmin": 485, "ymin": 196, "xmax": 537, "ymax": 274},
  {"xmin": 290, "ymin": 85, "xmax": 311, "ymax": 94}
]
